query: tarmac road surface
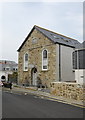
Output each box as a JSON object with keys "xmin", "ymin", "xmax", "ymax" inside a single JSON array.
[{"xmin": 2, "ymin": 91, "xmax": 84, "ymax": 118}]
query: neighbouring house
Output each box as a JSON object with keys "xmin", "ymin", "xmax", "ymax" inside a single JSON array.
[
  {"xmin": 17, "ymin": 25, "xmax": 81, "ymax": 88},
  {"xmin": 0, "ymin": 60, "xmax": 18, "ymax": 82},
  {"xmin": 73, "ymin": 41, "xmax": 85, "ymax": 85}
]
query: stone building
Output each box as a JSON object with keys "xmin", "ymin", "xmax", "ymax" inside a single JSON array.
[
  {"xmin": 0, "ymin": 60, "xmax": 18, "ymax": 82},
  {"xmin": 17, "ymin": 25, "xmax": 81, "ymax": 87}
]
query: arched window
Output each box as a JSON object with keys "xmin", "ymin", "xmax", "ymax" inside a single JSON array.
[
  {"xmin": 24, "ymin": 53, "xmax": 28, "ymax": 71},
  {"xmin": 42, "ymin": 49, "xmax": 48, "ymax": 70},
  {"xmin": 43, "ymin": 50, "xmax": 47, "ymax": 58}
]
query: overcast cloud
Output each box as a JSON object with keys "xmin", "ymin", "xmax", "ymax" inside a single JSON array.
[{"xmin": 0, "ymin": 1, "xmax": 83, "ymax": 63}]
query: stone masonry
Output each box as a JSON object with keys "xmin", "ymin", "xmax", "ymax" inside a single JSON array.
[
  {"xmin": 18, "ymin": 29, "xmax": 57, "ymax": 87},
  {"xmin": 50, "ymin": 82, "xmax": 85, "ymax": 101}
]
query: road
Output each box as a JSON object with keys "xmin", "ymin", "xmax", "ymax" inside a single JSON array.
[{"xmin": 2, "ymin": 91, "xmax": 84, "ymax": 118}]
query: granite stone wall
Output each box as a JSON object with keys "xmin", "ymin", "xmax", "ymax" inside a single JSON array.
[
  {"xmin": 18, "ymin": 29, "xmax": 57, "ymax": 87},
  {"xmin": 50, "ymin": 82, "xmax": 84, "ymax": 101}
]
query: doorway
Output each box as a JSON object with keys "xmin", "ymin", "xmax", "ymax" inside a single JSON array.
[{"xmin": 31, "ymin": 67, "xmax": 37, "ymax": 86}]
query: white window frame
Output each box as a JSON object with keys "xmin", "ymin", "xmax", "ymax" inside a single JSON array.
[
  {"xmin": 23, "ymin": 52, "xmax": 28, "ymax": 71},
  {"xmin": 42, "ymin": 49, "xmax": 48, "ymax": 71}
]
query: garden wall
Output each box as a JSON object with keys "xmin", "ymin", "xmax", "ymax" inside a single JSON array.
[{"xmin": 50, "ymin": 82, "xmax": 84, "ymax": 101}]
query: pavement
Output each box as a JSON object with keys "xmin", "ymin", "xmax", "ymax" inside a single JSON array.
[{"xmin": 2, "ymin": 85, "xmax": 85, "ymax": 108}]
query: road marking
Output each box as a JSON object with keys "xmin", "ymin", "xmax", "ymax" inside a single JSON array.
[
  {"xmin": 43, "ymin": 97, "xmax": 85, "ymax": 109},
  {"xmin": 33, "ymin": 94, "xmax": 84, "ymax": 108}
]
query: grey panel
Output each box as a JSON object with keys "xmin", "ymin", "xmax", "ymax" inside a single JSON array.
[{"xmin": 61, "ymin": 45, "xmax": 75, "ymax": 82}]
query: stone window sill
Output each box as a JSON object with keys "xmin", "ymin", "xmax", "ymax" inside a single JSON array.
[{"xmin": 41, "ymin": 69, "xmax": 48, "ymax": 72}]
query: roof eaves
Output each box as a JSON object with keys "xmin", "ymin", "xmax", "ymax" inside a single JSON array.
[{"xmin": 55, "ymin": 42, "xmax": 75, "ymax": 48}]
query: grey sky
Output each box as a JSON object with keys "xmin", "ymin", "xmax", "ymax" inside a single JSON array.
[{"xmin": 0, "ymin": 1, "xmax": 83, "ymax": 63}]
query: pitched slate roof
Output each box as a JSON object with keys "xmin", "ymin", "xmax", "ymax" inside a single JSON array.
[
  {"xmin": 17, "ymin": 25, "xmax": 81, "ymax": 52},
  {"xmin": 82, "ymin": 41, "xmax": 85, "ymax": 48}
]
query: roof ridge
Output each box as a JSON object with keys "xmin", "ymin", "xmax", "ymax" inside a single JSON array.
[
  {"xmin": 17, "ymin": 25, "xmax": 81, "ymax": 52},
  {"xmin": 35, "ymin": 25, "xmax": 78, "ymax": 41}
]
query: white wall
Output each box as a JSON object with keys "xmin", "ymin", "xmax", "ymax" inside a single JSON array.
[
  {"xmin": 75, "ymin": 69, "xmax": 85, "ymax": 85},
  {"xmin": 0, "ymin": 71, "xmax": 13, "ymax": 82}
]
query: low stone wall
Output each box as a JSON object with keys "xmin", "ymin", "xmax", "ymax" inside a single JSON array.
[{"xmin": 50, "ymin": 82, "xmax": 85, "ymax": 101}]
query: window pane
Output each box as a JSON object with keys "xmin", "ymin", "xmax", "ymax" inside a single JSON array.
[
  {"xmin": 43, "ymin": 66, "xmax": 47, "ymax": 69},
  {"xmin": 25, "ymin": 54, "xmax": 28, "ymax": 61},
  {"xmin": 24, "ymin": 53, "xmax": 28, "ymax": 71},
  {"xmin": 43, "ymin": 59, "xmax": 47, "ymax": 65},
  {"xmin": 72, "ymin": 51, "xmax": 77, "ymax": 69},
  {"xmin": 6, "ymin": 68, "xmax": 10, "ymax": 71},
  {"xmin": 13, "ymin": 68, "xmax": 15, "ymax": 71},
  {"xmin": 25, "ymin": 67, "xmax": 28, "ymax": 70},
  {"xmin": 78, "ymin": 50, "xmax": 85, "ymax": 69},
  {"xmin": 42, "ymin": 50, "xmax": 48, "ymax": 70},
  {"xmin": 43, "ymin": 50, "xmax": 47, "ymax": 58}
]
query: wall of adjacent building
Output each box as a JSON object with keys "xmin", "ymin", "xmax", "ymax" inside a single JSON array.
[
  {"xmin": 61, "ymin": 45, "xmax": 75, "ymax": 82},
  {"xmin": 75, "ymin": 69, "xmax": 85, "ymax": 85},
  {"xmin": 56, "ymin": 44, "xmax": 75, "ymax": 82},
  {"xmin": 73, "ymin": 49, "xmax": 85, "ymax": 84},
  {"xmin": 0, "ymin": 71, "xmax": 13, "ymax": 82}
]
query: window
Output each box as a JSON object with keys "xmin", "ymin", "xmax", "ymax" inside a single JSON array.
[
  {"xmin": 72, "ymin": 50, "xmax": 85, "ymax": 69},
  {"xmin": 6, "ymin": 67, "xmax": 10, "ymax": 71},
  {"xmin": 24, "ymin": 53, "xmax": 28, "ymax": 71},
  {"xmin": 78, "ymin": 50, "xmax": 85, "ymax": 69},
  {"xmin": 3, "ymin": 68, "xmax": 5, "ymax": 71},
  {"xmin": 13, "ymin": 67, "xmax": 17, "ymax": 71},
  {"xmin": 42, "ymin": 49, "xmax": 48, "ymax": 70},
  {"xmin": 32, "ymin": 38, "xmax": 38, "ymax": 44},
  {"xmin": 13, "ymin": 68, "xmax": 15, "ymax": 71},
  {"xmin": 72, "ymin": 51, "xmax": 77, "ymax": 69}
]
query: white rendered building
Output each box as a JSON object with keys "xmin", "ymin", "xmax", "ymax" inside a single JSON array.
[{"xmin": 0, "ymin": 60, "xmax": 18, "ymax": 82}]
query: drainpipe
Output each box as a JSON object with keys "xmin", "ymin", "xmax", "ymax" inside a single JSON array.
[
  {"xmin": 77, "ymin": 50, "xmax": 79, "ymax": 69},
  {"xmin": 77, "ymin": 50, "xmax": 79, "ymax": 83},
  {"xmin": 59, "ymin": 44, "xmax": 61, "ymax": 81}
]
